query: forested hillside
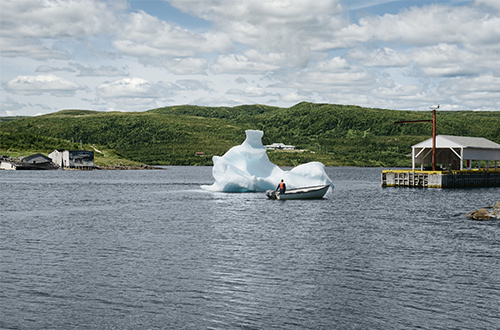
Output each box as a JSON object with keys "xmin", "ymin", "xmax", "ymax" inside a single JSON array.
[{"xmin": 1, "ymin": 102, "xmax": 499, "ymax": 167}]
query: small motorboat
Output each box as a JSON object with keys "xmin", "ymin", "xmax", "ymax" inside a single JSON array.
[{"xmin": 266, "ymin": 184, "xmax": 330, "ymax": 200}]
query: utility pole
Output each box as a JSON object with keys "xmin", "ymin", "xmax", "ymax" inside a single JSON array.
[{"xmin": 394, "ymin": 105, "xmax": 439, "ymax": 171}]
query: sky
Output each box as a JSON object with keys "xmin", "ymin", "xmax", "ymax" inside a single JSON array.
[{"xmin": 1, "ymin": 0, "xmax": 500, "ymax": 116}]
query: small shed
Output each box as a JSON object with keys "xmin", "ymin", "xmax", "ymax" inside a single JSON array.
[
  {"xmin": 49, "ymin": 150, "xmax": 63, "ymax": 167},
  {"xmin": 412, "ymin": 135, "xmax": 500, "ymax": 171}
]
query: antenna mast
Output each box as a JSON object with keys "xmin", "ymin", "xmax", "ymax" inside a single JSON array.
[{"xmin": 394, "ymin": 105, "xmax": 439, "ymax": 171}]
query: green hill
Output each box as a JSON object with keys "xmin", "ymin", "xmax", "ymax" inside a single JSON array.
[{"xmin": 1, "ymin": 102, "xmax": 499, "ymax": 167}]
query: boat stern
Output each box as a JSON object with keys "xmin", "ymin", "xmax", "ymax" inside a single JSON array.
[{"xmin": 266, "ymin": 190, "xmax": 278, "ymax": 199}]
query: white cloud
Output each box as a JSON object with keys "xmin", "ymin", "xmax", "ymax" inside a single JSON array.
[
  {"xmin": 169, "ymin": 0, "xmax": 344, "ymax": 64},
  {"xmin": 439, "ymin": 73, "xmax": 500, "ymax": 95},
  {"xmin": 71, "ymin": 63, "xmax": 128, "ymax": 77},
  {"xmin": 1, "ymin": 0, "xmax": 500, "ymax": 115},
  {"xmin": 412, "ymin": 44, "xmax": 478, "ymax": 77},
  {"xmin": 242, "ymin": 86, "xmax": 266, "ymax": 97},
  {"xmin": 0, "ymin": 38, "xmax": 71, "ymax": 59},
  {"xmin": 97, "ymin": 78, "xmax": 159, "ymax": 98},
  {"xmin": 474, "ymin": 0, "xmax": 500, "ymax": 11},
  {"xmin": 316, "ymin": 57, "xmax": 352, "ymax": 72},
  {"xmin": 112, "ymin": 10, "xmax": 232, "ymax": 59},
  {"xmin": 347, "ymin": 47, "xmax": 410, "ymax": 67},
  {"xmin": 190, "ymin": 95, "xmax": 241, "ymax": 107},
  {"xmin": 283, "ymin": 57, "xmax": 373, "ymax": 95},
  {"xmin": 372, "ymin": 83, "xmax": 426, "ymax": 101},
  {"xmin": 34, "ymin": 63, "xmax": 128, "ymax": 77},
  {"xmin": 226, "ymin": 88, "xmax": 244, "ymax": 96},
  {"xmin": 333, "ymin": 4, "xmax": 500, "ymax": 49},
  {"xmin": 94, "ymin": 78, "xmax": 183, "ymax": 110},
  {"xmin": 281, "ymin": 92, "xmax": 309, "ymax": 103},
  {"xmin": 35, "ymin": 65, "xmax": 76, "ymax": 73},
  {"xmin": 437, "ymin": 74, "xmax": 500, "ymax": 110},
  {"xmin": 0, "ymin": 97, "xmax": 26, "ymax": 116},
  {"xmin": 235, "ymin": 77, "xmax": 248, "ymax": 84},
  {"xmin": 176, "ymin": 79, "xmax": 212, "ymax": 91},
  {"xmin": 166, "ymin": 58, "xmax": 208, "ymax": 75},
  {"xmin": 298, "ymin": 70, "xmax": 374, "ymax": 90},
  {"xmin": 225, "ymin": 86, "xmax": 275, "ymax": 99},
  {"xmin": 0, "ymin": 0, "xmax": 126, "ymax": 60},
  {"xmin": 0, "ymin": 0, "xmax": 122, "ymax": 39},
  {"xmin": 212, "ymin": 54, "xmax": 280, "ymax": 74},
  {"xmin": 5, "ymin": 74, "xmax": 82, "ymax": 96}
]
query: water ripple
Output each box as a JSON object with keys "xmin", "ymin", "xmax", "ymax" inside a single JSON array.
[{"xmin": 1, "ymin": 167, "xmax": 499, "ymax": 329}]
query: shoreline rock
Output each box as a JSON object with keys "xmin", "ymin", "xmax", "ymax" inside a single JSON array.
[{"xmin": 465, "ymin": 201, "xmax": 500, "ymax": 220}]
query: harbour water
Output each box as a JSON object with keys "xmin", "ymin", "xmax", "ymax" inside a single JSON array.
[{"xmin": 1, "ymin": 167, "xmax": 499, "ymax": 329}]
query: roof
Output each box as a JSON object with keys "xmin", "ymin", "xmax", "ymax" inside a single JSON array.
[
  {"xmin": 413, "ymin": 135, "xmax": 500, "ymax": 150},
  {"xmin": 22, "ymin": 153, "xmax": 52, "ymax": 163}
]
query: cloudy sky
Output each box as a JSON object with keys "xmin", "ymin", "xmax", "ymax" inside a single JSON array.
[{"xmin": 1, "ymin": 0, "xmax": 500, "ymax": 116}]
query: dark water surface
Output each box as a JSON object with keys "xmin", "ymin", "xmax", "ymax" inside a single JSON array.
[{"xmin": 1, "ymin": 167, "xmax": 499, "ymax": 329}]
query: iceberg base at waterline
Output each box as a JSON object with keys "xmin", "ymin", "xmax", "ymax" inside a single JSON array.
[{"xmin": 201, "ymin": 130, "xmax": 333, "ymax": 193}]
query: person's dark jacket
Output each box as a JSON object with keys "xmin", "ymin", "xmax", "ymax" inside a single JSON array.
[{"xmin": 276, "ymin": 181, "xmax": 286, "ymax": 194}]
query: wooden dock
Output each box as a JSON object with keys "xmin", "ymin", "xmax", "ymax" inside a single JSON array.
[{"xmin": 382, "ymin": 169, "xmax": 500, "ymax": 188}]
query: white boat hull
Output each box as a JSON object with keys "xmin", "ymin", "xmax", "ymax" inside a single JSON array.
[{"xmin": 266, "ymin": 184, "xmax": 330, "ymax": 200}]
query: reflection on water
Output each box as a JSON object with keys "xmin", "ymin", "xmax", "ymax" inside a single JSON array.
[{"xmin": 1, "ymin": 167, "xmax": 499, "ymax": 329}]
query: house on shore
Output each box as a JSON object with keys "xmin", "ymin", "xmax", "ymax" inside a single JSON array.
[
  {"xmin": 0, "ymin": 153, "xmax": 58, "ymax": 170},
  {"xmin": 265, "ymin": 143, "xmax": 296, "ymax": 150},
  {"xmin": 49, "ymin": 150, "xmax": 94, "ymax": 169}
]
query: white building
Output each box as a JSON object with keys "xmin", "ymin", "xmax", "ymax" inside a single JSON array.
[
  {"xmin": 412, "ymin": 135, "xmax": 500, "ymax": 171},
  {"xmin": 49, "ymin": 150, "xmax": 94, "ymax": 169},
  {"xmin": 265, "ymin": 143, "xmax": 296, "ymax": 150}
]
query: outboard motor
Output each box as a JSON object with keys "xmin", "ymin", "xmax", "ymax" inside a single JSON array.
[{"xmin": 266, "ymin": 190, "xmax": 278, "ymax": 199}]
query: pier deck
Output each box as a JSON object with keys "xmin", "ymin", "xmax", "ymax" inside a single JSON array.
[{"xmin": 382, "ymin": 169, "xmax": 500, "ymax": 188}]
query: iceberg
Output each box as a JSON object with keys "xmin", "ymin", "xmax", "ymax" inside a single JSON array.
[{"xmin": 201, "ymin": 130, "xmax": 333, "ymax": 192}]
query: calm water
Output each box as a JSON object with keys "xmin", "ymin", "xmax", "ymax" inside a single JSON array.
[{"xmin": 1, "ymin": 167, "xmax": 499, "ymax": 330}]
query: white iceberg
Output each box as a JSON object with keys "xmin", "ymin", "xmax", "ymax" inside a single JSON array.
[{"xmin": 201, "ymin": 130, "xmax": 333, "ymax": 192}]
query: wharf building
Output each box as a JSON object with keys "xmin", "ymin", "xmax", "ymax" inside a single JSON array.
[
  {"xmin": 382, "ymin": 135, "xmax": 500, "ymax": 188},
  {"xmin": 49, "ymin": 150, "xmax": 94, "ymax": 170}
]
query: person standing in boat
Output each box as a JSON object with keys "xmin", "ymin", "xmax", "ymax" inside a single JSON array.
[{"xmin": 276, "ymin": 179, "xmax": 286, "ymax": 194}]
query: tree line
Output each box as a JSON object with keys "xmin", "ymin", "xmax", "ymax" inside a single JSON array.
[{"xmin": 1, "ymin": 102, "xmax": 499, "ymax": 167}]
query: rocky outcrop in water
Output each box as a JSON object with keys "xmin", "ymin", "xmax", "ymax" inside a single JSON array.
[{"xmin": 466, "ymin": 201, "xmax": 500, "ymax": 220}]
